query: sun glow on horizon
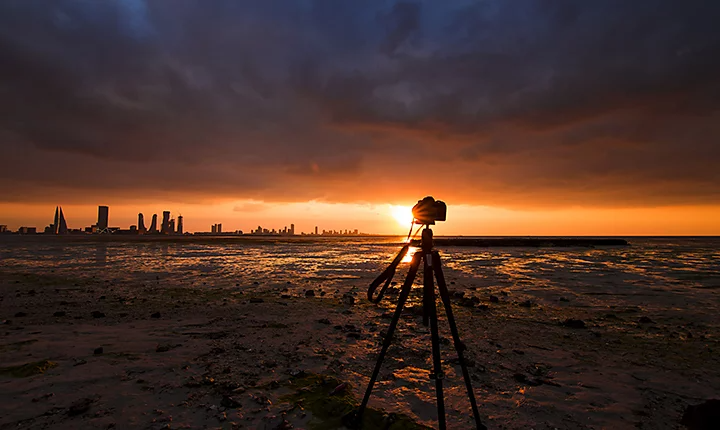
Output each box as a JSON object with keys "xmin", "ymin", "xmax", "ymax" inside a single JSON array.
[{"xmin": 391, "ymin": 205, "xmax": 414, "ymax": 228}]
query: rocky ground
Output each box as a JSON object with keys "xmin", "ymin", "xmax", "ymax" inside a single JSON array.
[{"xmin": 1, "ymin": 268, "xmax": 719, "ymax": 429}]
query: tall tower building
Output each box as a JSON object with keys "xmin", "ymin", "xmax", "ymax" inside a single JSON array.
[
  {"xmin": 161, "ymin": 211, "xmax": 171, "ymax": 234},
  {"xmin": 177, "ymin": 216, "xmax": 184, "ymax": 234},
  {"xmin": 290, "ymin": 224, "xmax": 295, "ymax": 235},
  {"xmin": 149, "ymin": 214, "xmax": 158, "ymax": 233},
  {"xmin": 97, "ymin": 206, "xmax": 109, "ymax": 231},
  {"xmin": 315, "ymin": 226, "xmax": 318, "ymax": 235},
  {"xmin": 169, "ymin": 218, "xmax": 175, "ymax": 234},
  {"xmin": 217, "ymin": 223, "xmax": 222, "ymax": 234},
  {"xmin": 51, "ymin": 206, "xmax": 68, "ymax": 235},
  {"xmin": 138, "ymin": 213, "xmax": 147, "ymax": 233}
]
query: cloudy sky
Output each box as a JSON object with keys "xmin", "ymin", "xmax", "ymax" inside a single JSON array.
[{"xmin": 1, "ymin": 1, "xmax": 718, "ymax": 234}]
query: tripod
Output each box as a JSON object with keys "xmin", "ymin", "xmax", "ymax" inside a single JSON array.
[{"xmin": 351, "ymin": 226, "xmax": 486, "ymax": 430}]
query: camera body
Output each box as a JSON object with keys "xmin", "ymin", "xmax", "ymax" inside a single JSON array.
[{"xmin": 412, "ymin": 196, "xmax": 447, "ymax": 225}]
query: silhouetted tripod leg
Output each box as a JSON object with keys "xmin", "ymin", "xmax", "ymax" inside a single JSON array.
[
  {"xmin": 433, "ymin": 251, "xmax": 486, "ymax": 430},
  {"xmin": 425, "ymin": 252, "xmax": 447, "ymax": 429},
  {"xmin": 357, "ymin": 252, "xmax": 421, "ymax": 419}
]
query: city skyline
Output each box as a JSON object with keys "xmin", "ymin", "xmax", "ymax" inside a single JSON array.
[
  {"xmin": 0, "ymin": 204, "xmax": 373, "ymax": 236},
  {"xmin": 1, "ymin": 200, "xmax": 719, "ymax": 236}
]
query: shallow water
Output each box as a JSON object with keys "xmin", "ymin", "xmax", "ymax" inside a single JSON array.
[{"xmin": 1, "ymin": 236, "xmax": 718, "ymax": 314}]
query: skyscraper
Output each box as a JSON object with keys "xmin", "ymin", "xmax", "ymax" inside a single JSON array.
[
  {"xmin": 177, "ymin": 216, "xmax": 184, "ymax": 234},
  {"xmin": 161, "ymin": 211, "xmax": 171, "ymax": 234},
  {"xmin": 138, "ymin": 213, "xmax": 147, "ymax": 233},
  {"xmin": 149, "ymin": 214, "xmax": 158, "ymax": 233},
  {"xmin": 97, "ymin": 206, "xmax": 109, "ymax": 231},
  {"xmin": 51, "ymin": 206, "xmax": 68, "ymax": 235},
  {"xmin": 290, "ymin": 224, "xmax": 295, "ymax": 235},
  {"xmin": 315, "ymin": 226, "xmax": 318, "ymax": 235}
]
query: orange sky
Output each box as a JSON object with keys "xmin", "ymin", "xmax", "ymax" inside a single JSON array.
[
  {"xmin": 1, "ymin": 3, "xmax": 719, "ymax": 235},
  {"xmin": 1, "ymin": 201, "xmax": 718, "ymax": 236}
]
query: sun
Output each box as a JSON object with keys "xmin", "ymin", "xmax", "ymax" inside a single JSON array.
[{"xmin": 391, "ymin": 205, "xmax": 414, "ymax": 227}]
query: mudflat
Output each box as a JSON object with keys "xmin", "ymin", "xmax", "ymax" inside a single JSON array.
[{"xmin": 1, "ymin": 259, "xmax": 718, "ymax": 429}]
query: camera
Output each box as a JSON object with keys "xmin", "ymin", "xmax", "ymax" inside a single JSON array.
[{"xmin": 412, "ymin": 196, "xmax": 447, "ymax": 225}]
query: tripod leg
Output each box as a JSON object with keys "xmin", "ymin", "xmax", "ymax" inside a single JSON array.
[
  {"xmin": 425, "ymin": 252, "xmax": 447, "ymax": 430},
  {"xmin": 433, "ymin": 251, "xmax": 487, "ymax": 430},
  {"xmin": 357, "ymin": 251, "xmax": 421, "ymax": 420}
]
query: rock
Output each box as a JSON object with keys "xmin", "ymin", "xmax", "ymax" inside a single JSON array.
[
  {"xmin": 489, "ymin": 295, "xmax": 499, "ymax": 303},
  {"xmin": 73, "ymin": 359, "xmax": 87, "ymax": 367},
  {"xmin": 249, "ymin": 298, "xmax": 264, "ymax": 303},
  {"xmin": 94, "ymin": 347, "xmax": 104, "ymax": 355},
  {"xmin": 304, "ymin": 290, "xmax": 315, "ymax": 297},
  {"xmin": 53, "ymin": 311, "xmax": 66, "ymax": 317},
  {"xmin": 151, "ymin": 312, "xmax": 161, "ymax": 318},
  {"xmin": 513, "ymin": 349, "xmax": 525, "ymax": 355},
  {"xmin": 452, "ymin": 291, "xmax": 465, "ymax": 299},
  {"xmin": 343, "ymin": 324, "xmax": 359, "ymax": 332},
  {"xmin": 330, "ymin": 382, "xmax": 348, "ymax": 395},
  {"xmin": 638, "ymin": 316, "xmax": 655, "ymax": 324},
  {"xmin": 156, "ymin": 345, "xmax": 171, "ymax": 353},
  {"xmin": 280, "ymin": 294, "xmax": 291, "ymax": 299},
  {"xmin": 681, "ymin": 399, "xmax": 720, "ymax": 430},
  {"xmin": 347, "ymin": 332, "xmax": 361, "ymax": 339},
  {"xmin": 341, "ymin": 293, "xmax": 355, "ymax": 305},
  {"xmin": 513, "ymin": 373, "xmax": 528, "ymax": 383},
  {"xmin": 318, "ymin": 318, "xmax": 331, "ymax": 325},
  {"xmin": 221, "ymin": 395, "xmax": 241, "ymax": 408},
  {"xmin": 561, "ymin": 318, "xmax": 586, "ymax": 329},
  {"xmin": 91, "ymin": 311, "xmax": 105, "ymax": 318},
  {"xmin": 458, "ymin": 297, "xmax": 478, "ymax": 308},
  {"xmin": 477, "ymin": 304, "xmax": 489, "ymax": 311},
  {"xmin": 14, "ymin": 311, "xmax": 27, "ymax": 317},
  {"xmin": 512, "ymin": 373, "xmax": 542, "ymax": 386},
  {"xmin": 518, "ymin": 300, "xmax": 533, "ymax": 308},
  {"xmin": 67, "ymin": 398, "xmax": 94, "ymax": 416},
  {"xmin": 559, "ymin": 297, "xmax": 570, "ymax": 302}
]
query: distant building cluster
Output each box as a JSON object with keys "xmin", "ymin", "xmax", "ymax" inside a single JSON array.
[
  {"xmin": 249, "ymin": 224, "xmax": 295, "ymax": 236},
  {"xmin": 1, "ymin": 205, "xmax": 369, "ymax": 237},
  {"xmin": 0, "ymin": 205, "xmax": 188, "ymax": 235}
]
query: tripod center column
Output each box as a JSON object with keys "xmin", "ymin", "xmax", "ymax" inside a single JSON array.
[{"xmin": 421, "ymin": 227, "xmax": 433, "ymax": 253}]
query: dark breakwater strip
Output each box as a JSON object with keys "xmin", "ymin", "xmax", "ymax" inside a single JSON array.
[{"xmin": 418, "ymin": 238, "xmax": 629, "ymax": 247}]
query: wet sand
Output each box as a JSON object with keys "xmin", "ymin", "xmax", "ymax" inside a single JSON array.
[{"xmin": 1, "ymin": 262, "xmax": 718, "ymax": 430}]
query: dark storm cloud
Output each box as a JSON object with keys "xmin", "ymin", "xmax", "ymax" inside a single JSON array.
[{"xmin": 1, "ymin": 0, "xmax": 719, "ymax": 207}]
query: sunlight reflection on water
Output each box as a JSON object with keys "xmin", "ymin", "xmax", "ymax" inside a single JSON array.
[{"xmin": 1, "ymin": 237, "xmax": 718, "ymax": 312}]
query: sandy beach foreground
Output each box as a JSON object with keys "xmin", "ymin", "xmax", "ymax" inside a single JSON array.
[{"xmin": 1, "ymin": 257, "xmax": 719, "ymax": 429}]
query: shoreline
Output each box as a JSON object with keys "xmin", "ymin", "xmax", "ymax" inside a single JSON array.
[{"xmin": 0, "ymin": 234, "xmax": 630, "ymax": 247}]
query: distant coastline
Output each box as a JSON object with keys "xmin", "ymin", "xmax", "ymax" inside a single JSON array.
[{"xmin": 0, "ymin": 234, "xmax": 631, "ymax": 247}]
